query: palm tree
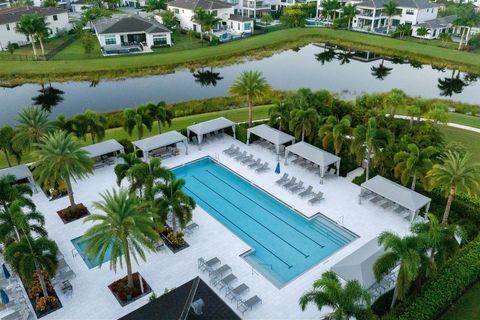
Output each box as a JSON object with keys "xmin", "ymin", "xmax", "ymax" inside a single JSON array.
[
  {"xmin": 351, "ymin": 117, "xmax": 393, "ymax": 181},
  {"xmin": 0, "ymin": 175, "xmax": 35, "ymax": 213},
  {"xmin": 0, "ymin": 200, "xmax": 47, "ymax": 244},
  {"xmin": 318, "ymin": 115, "xmax": 352, "ymax": 155},
  {"xmin": 32, "ymin": 131, "xmax": 94, "ymax": 209},
  {"xmin": 202, "ymin": 11, "xmax": 221, "ymax": 42},
  {"xmin": 146, "ymin": 101, "xmax": 173, "ymax": 134},
  {"xmin": 74, "ymin": 109, "xmax": 107, "ymax": 143},
  {"xmin": 321, "ymin": 0, "xmax": 340, "ymax": 21},
  {"xmin": 129, "ymin": 158, "xmax": 170, "ymax": 199},
  {"xmin": 425, "ymin": 103, "xmax": 448, "ymax": 126},
  {"xmin": 229, "ymin": 70, "xmax": 271, "ymax": 127},
  {"xmin": 123, "ymin": 106, "xmax": 154, "ymax": 140},
  {"xmin": 16, "ymin": 14, "xmax": 39, "ymax": 59},
  {"xmin": 32, "ymin": 15, "xmax": 49, "ymax": 57},
  {"xmin": 371, "ymin": 58, "xmax": 392, "ymax": 80},
  {"xmin": 0, "ymin": 126, "xmax": 21, "ymax": 167},
  {"xmin": 395, "ymin": 23, "xmax": 411, "ymax": 38},
  {"xmin": 191, "ymin": 8, "xmax": 207, "ymax": 40},
  {"xmin": 83, "ymin": 188, "xmax": 158, "ymax": 289},
  {"xmin": 114, "ymin": 152, "xmax": 143, "ymax": 187},
  {"xmin": 415, "ymin": 26, "xmax": 430, "ymax": 39},
  {"xmin": 374, "ymin": 231, "xmax": 424, "ymax": 308},
  {"xmin": 383, "ymin": 0, "xmax": 398, "ymax": 35},
  {"xmin": 406, "ymin": 105, "xmax": 422, "ymax": 126},
  {"xmin": 394, "ymin": 144, "xmax": 435, "ymax": 190},
  {"xmin": 13, "ymin": 106, "xmax": 53, "ymax": 152},
  {"xmin": 5, "ymin": 236, "xmax": 58, "ymax": 298},
  {"xmin": 454, "ymin": 5, "xmax": 480, "ymax": 50},
  {"xmin": 384, "ymin": 88, "xmax": 406, "ymax": 118},
  {"xmin": 426, "ymin": 151, "xmax": 480, "ymax": 226},
  {"xmin": 268, "ymin": 101, "xmax": 292, "ymax": 132},
  {"xmin": 342, "ymin": 4, "xmax": 357, "ymax": 29},
  {"xmin": 299, "ymin": 271, "xmax": 372, "ymax": 319},
  {"xmin": 289, "ymin": 107, "xmax": 319, "ymax": 142}
]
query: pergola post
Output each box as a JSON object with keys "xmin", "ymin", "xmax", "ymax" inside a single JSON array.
[
  {"xmin": 246, "ymin": 130, "xmax": 251, "ymax": 145},
  {"xmin": 197, "ymin": 134, "xmax": 203, "ymax": 150},
  {"xmin": 27, "ymin": 177, "xmax": 38, "ymax": 193},
  {"xmin": 184, "ymin": 139, "xmax": 189, "ymax": 155},
  {"xmin": 410, "ymin": 210, "xmax": 417, "ymax": 223},
  {"xmin": 425, "ymin": 201, "xmax": 431, "ymax": 214},
  {"xmin": 186, "ymin": 129, "xmax": 191, "ymax": 141},
  {"xmin": 232, "ymin": 125, "xmax": 236, "ymax": 139},
  {"xmin": 336, "ymin": 160, "xmax": 341, "ymax": 176},
  {"xmin": 284, "ymin": 149, "xmax": 289, "ymax": 165},
  {"xmin": 275, "ymin": 144, "xmax": 280, "ymax": 161},
  {"xmin": 320, "ymin": 166, "xmax": 325, "ymax": 184}
]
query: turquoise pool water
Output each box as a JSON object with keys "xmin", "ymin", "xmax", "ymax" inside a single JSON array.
[
  {"xmin": 71, "ymin": 236, "xmax": 117, "ymax": 269},
  {"xmin": 173, "ymin": 157, "xmax": 357, "ymax": 288}
]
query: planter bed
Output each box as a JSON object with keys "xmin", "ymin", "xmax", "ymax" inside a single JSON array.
[
  {"xmin": 57, "ymin": 203, "xmax": 90, "ymax": 224},
  {"xmin": 24, "ymin": 271, "xmax": 63, "ymax": 318},
  {"xmin": 108, "ymin": 272, "xmax": 151, "ymax": 307},
  {"xmin": 160, "ymin": 230, "xmax": 189, "ymax": 253}
]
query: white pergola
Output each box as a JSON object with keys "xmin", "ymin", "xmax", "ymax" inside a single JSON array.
[
  {"xmin": 81, "ymin": 139, "xmax": 124, "ymax": 162},
  {"xmin": 360, "ymin": 175, "xmax": 432, "ymax": 222},
  {"xmin": 247, "ymin": 124, "xmax": 295, "ymax": 160},
  {"xmin": 284, "ymin": 141, "xmax": 341, "ymax": 182},
  {"xmin": 133, "ymin": 131, "xmax": 188, "ymax": 161},
  {"xmin": 0, "ymin": 164, "xmax": 37, "ymax": 193},
  {"xmin": 186, "ymin": 117, "xmax": 236, "ymax": 150}
]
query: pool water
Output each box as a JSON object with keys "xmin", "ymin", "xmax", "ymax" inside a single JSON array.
[
  {"xmin": 71, "ymin": 236, "xmax": 118, "ymax": 269},
  {"xmin": 173, "ymin": 157, "xmax": 357, "ymax": 288}
]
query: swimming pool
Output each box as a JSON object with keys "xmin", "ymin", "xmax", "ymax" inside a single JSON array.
[
  {"xmin": 173, "ymin": 157, "xmax": 357, "ymax": 288},
  {"xmin": 71, "ymin": 236, "xmax": 117, "ymax": 269}
]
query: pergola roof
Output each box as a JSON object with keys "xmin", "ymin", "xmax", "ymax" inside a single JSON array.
[
  {"xmin": 331, "ymin": 237, "xmax": 384, "ymax": 288},
  {"xmin": 133, "ymin": 131, "xmax": 187, "ymax": 152},
  {"xmin": 187, "ymin": 117, "xmax": 235, "ymax": 136},
  {"xmin": 361, "ymin": 175, "xmax": 431, "ymax": 212},
  {"xmin": 0, "ymin": 164, "xmax": 33, "ymax": 181},
  {"xmin": 247, "ymin": 124, "xmax": 295, "ymax": 145},
  {"xmin": 81, "ymin": 139, "xmax": 124, "ymax": 159},
  {"xmin": 286, "ymin": 141, "xmax": 340, "ymax": 167}
]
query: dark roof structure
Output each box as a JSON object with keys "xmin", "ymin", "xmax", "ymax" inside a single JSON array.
[
  {"xmin": 93, "ymin": 14, "xmax": 171, "ymax": 34},
  {"xmin": 415, "ymin": 15, "xmax": 457, "ymax": 28},
  {"xmin": 357, "ymin": 0, "xmax": 437, "ymax": 9},
  {"xmin": 167, "ymin": 0, "xmax": 233, "ymax": 10},
  {"xmin": 119, "ymin": 277, "xmax": 240, "ymax": 320},
  {"xmin": 229, "ymin": 14, "xmax": 254, "ymax": 22},
  {"xmin": 0, "ymin": 6, "xmax": 67, "ymax": 25}
]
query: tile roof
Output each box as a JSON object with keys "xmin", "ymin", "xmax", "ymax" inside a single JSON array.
[
  {"xmin": 93, "ymin": 14, "xmax": 171, "ymax": 34},
  {"xmin": 0, "ymin": 6, "xmax": 67, "ymax": 25},
  {"xmin": 167, "ymin": 0, "xmax": 233, "ymax": 10},
  {"xmin": 415, "ymin": 14, "xmax": 457, "ymax": 28},
  {"xmin": 357, "ymin": 0, "xmax": 437, "ymax": 9}
]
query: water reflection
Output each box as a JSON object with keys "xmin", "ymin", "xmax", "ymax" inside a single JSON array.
[
  {"xmin": 336, "ymin": 49, "xmax": 353, "ymax": 65},
  {"xmin": 31, "ymin": 82, "xmax": 64, "ymax": 113},
  {"xmin": 315, "ymin": 48, "xmax": 336, "ymax": 65},
  {"xmin": 437, "ymin": 70, "xmax": 468, "ymax": 97},
  {"xmin": 370, "ymin": 58, "xmax": 393, "ymax": 80},
  {"xmin": 192, "ymin": 67, "xmax": 224, "ymax": 87}
]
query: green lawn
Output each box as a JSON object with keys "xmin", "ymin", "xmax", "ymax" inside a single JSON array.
[
  {"xmin": 0, "ymin": 34, "xmax": 76, "ymax": 59},
  {"xmin": 440, "ymin": 281, "xmax": 480, "ymax": 320},
  {"xmin": 52, "ymin": 37, "xmax": 102, "ymax": 60},
  {"xmin": 446, "ymin": 113, "xmax": 480, "ymax": 129},
  {"xmin": 440, "ymin": 125, "xmax": 480, "ymax": 162}
]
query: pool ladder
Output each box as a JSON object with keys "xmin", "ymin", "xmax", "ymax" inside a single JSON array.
[
  {"xmin": 72, "ymin": 248, "xmax": 78, "ymax": 258},
  {"xmin": 213, "ymin": 152, "xmax": 220, "ymax": 160},
  {"xmin": 336, "ymin": 215, "xmax": 344, "ymax": 225}
]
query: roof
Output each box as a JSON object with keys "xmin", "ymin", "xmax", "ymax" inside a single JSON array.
[
  {"xmin": 247, "ymin": 124, "xmax": 295, "ymax": 146},
  {"xmin": 415, "ymin": 15, "xmax": 457, "ymax": 29},
  {"xmin": 133, "ymin": 131, "xmax": 187, "ymax": 152},
  {"xmin": 331, "ymin": 237, "xmax": 384, "ymax": 288},
  {"xmin": 357, "ymin": 0, "xmax": 437, "ymax": 9},
  {"xmin": 167, "ymin": 0, "xmax": 233, "ymax": 10},
  {"xmin": 93, "ymin": 14, "xmax": 170, "ymax": 35},
  {"xmin": 119, "ymin": 277, "xmax": 240, "ymax": 320},
  {"xmin": 0, "ymin": 6, "xmax": 67, "ymax": 25},
  {"xmin": 71, "ymin": 0, "xmax": 90, "ymax": 5},
  {"xmin": 0, "ymin": 164, "xmax": 33, "ymax": 181},
  {"xmin": 286, "ymin": 141, "xmax": 340, "ymax": 167},
  {"xmin": 80, "ymin": 139, "xmax": 124, "ymax": 159},
  {"xmin": 187, "ymin": 117, "xmax": 235, "ymax": 136},
  {"xmin": 361, "ymin": 175, "xmax": 431, "ymax": 212},
  {"xmin": 228, "ymin": 14, "xmax": 254, "ymax": 22}
]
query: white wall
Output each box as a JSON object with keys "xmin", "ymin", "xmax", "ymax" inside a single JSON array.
[
  {"xmin": 168, "ymin": 5, "xmax": 234, "ymax": 31},
  {"xmin": 227, "ymin": 19, "xmax": 254, "ymax": 34},
  {"xmin": 97, "ymin": 32, "xmax": 172, "ymax": 48}
]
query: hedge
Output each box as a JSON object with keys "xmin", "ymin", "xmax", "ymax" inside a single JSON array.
[{"xmin": 393, "ymin": 235, "xmax": 480, "ymax": 320}]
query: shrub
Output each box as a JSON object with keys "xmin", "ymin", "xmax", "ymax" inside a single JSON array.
[{"xmin": 118, "ymin": 138, "xmax": 134, "ymax": 154}]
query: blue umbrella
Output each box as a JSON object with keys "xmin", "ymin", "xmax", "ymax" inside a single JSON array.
[
  {"xmin": 275, "ymin": 162, "xmax": 281, "ymax": 174},
  {"xmin": 2, "ymin": 264, "xmax": 10, "ymax": 280},
  {"xmin": 0, "ymin": 289, "xmax": 9, "ymax": 305}
]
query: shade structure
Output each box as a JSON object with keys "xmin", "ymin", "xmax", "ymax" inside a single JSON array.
[
  {"xmin": 0, "ymin": 289, "xmax": 9, "ymax": 305},
  {"xmin": 80, "ymin": 139, "xmax": 124, "ymax": 159},
  {"xmin": 360, "ymin": 175, "xmax": 432, "ymax": 221},
  {"xmin": 133, "ymin": 131, "xmax": 188, "ymax": 161},
  {"xmin": 2, "ymin": 264, "xmax": 10, "ymax": 280},
  {"xmin": 247, "ymin": 124, "xmax": 295, "ymax": 160},
  {"xmin": 285, "ymin": 141, "xmax": 341, "ymax": 182},
  {"xmin": 186, "ymin": 117, "xmax": 236, "ymax": 150},
  {"xmin": 331, "ymin": 237, "xmax": 384, "ymax": 288},
  {"xmin": 0, "ymin": 164, "xmax": 37, "ymax": 193}
]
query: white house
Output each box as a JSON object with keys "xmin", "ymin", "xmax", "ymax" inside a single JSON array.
[
  {"xmin": 71, "ymin": 0, "xmax": 95, "ymax": 13},
  {"xmin": 0, "ymin": 6, "xmax": 71, "ymax": 50},
  {"xmin": 33, "ymin": 0, "xmax": 71, "ymax": 9},
  {"xmin": 450, "ymin": 0, "xmax": 480, "ymax": 8},
  {"xmin": 0, "ymin": 1, "xmax": 10, "ymax": 9},
  {"xmin": 92, "ymin": 14, "xmax": 172, "ymax": 55},
  {"xmin": 411, "ymin": 14, "xmax": 456, "ymax": 39}
]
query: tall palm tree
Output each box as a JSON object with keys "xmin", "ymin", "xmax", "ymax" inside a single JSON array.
[
  {"xmin": 374, "ymin": 231, "xmax": 425, "ymax": 308},
  {"xmin": 202, "ymin": 11, "xmax": 222, "ymax": 42},
  {"xmin": 16, "ymin": 14, "xmax": 39, "ymax": 59},
  {"xmin": 384, "ymin": 88, "xmax": 406, "ymax": 118},
  {"xmin": 146, "ymin": 101, "xmax": 173, "ymax": 134},
  {"xmin": 299, "ymin": 271, "xmax": 372, "ymax": 319},
  {"xmin": 32, "ymin": 15, "xmax": 49, "ymax": 57},
  {"xmin": 394, "ymin": 144, "xmax": 436, "ymax": 190},
  {"xmin": 321, "ymin": 0, "xmax": 340, "ymax": 21},
  {"xmin": 32, "ymin": 131, "xmax": 94, "ymax": 209},
  {"xmin": 0, "ymin": 126, "xmax": 21, "ymax": 167},
  {"xmin": 129, "ymin": 158, "xmax": 170, "ymax": 199},
  {"xmin": 351, "ymin": 117, "xmax": 393, "ymax": 181},
  {"xmin": 123, "ymin": 106, "xmax": 153, "ymax": 140},
  {"xmin": 0, "ymin": 175, "xmax": 35, "ymax": 213},
  {"xmin": 342, "ymin": 4, "xmax": 357, "ymax": 29},
  {"xmin": 383, "ymin": 0, "xmax": 398, "ymax": 35},
  {"xmin": 191, "ymin": 8, "xmax": 207, "ymax": 40},
  {"xmin": 395, "ymin": 23, "xmax": 411, "ymax": 38},
  {"xmin": 415, "ymin": 26, "xmax": 430, "ymax": 39},
  {"xmin": 83, "ymin": 188, "xmax": 158, "ymax": 289},
  {"xmin": 318, "ymin": 115, "xmax": 352, "ymax": 155},
  {"xmin": 289, "ymin": 107, "xmax": 319, "ymax": 141},
  {"xmin": 229, "ymin": 70, "xmax": 271, "ymax": 127},
  {"xmin": 268, "ymin": 101, "xmax": 292, "ymax": 132},
  {"xmin": 0, "ymin": 200, "xmax": 47, "ymax": 244},
  {"xmin": 426, "ymin": 151, "xmax": 480, "ymax": 226},
  {"xmin": 114, "ymin": 152, "xmax": 143, "ymax": 187},
  {"xmin": 406, "ymin": 105, "xmax": 422, "ymax": 126},
  {"xmin": 13, "ymin": 106, "xmax": 53, "ymax": 153},
  {"xmin": 5, "ymin": 236, "xmax": 58, "ymax": 298},
  {"xmin": 74, "ymin": 109, "xmax": 108, "ymax": 143}
]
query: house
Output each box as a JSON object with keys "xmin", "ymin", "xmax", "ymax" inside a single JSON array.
[
  {"xmin": 70, "ymin": 0, "xmax": 95, "ymax": 13},
  {"xmin": 32, "ymin": 0, "xmax": 71, "ymax": 9},
  {"xmin": 411, "ymin": 15, "xmax": 456, "ymax": 39},
  {"xmin": 0, "ymin": 1, "xmax": 10, "ymax": 9},
  {"xmin": 450, "ymin": 0, "xmax": 480, "ymax": 8},
  {"xmin": 0, "ymin": 6, "xmax": 71, "ymax": 50},
  {"xmin": 92, "ymin": 14, "xmax": 172, "ymax": 55}
]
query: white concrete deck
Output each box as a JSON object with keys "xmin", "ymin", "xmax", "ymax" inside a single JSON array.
[{"xmin": 30, "ymin": 135, "xmax": 411, "ymax": 320}]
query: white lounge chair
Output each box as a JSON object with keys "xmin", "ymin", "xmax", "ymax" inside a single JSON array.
[
  {"xmin": 185, "ymin": 222, "xmax": 199, "ymax": 234},
  {"xmin": 309, "ymin": 191, "xmax": 324, "ymax": 204},
  {"xmin": 234, "ymin": 151, "xmax": 248, "ymax": 161},
  {"xmin": 241, "ymin": 154, "xmax": 254, "ymax": 164},
  {"xmin": 226, "ymin": 283, "xmax": 249, "ymax": 302},
  {"xmin": 298, "ymin": 185, "xmax": 314, "ymax": 198},
  {"xmin": 237, "ymin": 295, "xmax": 262, "ymax": 315},
  {"xmin": 282, "ymin": 177, "xmax": 297, "ymax": 189},
  {"xmin": 248, "ymin": 158, "xmax": 262, "ymax": 169},
  {"xmin": 275, "ymin": 173, "xmax": 289, "ymax": 185},
  {"xmin": 255, "ymin": 162, "xmax": 269, "ymax": 173},
  {"xmin": 222, "ymin": 144, "xmax": 235, "ymax": 154},
  {"xmin": 289, "ymin": 181, "xmax": 305, "ymax": 193}
]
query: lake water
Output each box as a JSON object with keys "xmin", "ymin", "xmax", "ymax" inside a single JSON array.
[{"xmin": 0, "ymin": 44, "xmax": 479, "ymax": 126}]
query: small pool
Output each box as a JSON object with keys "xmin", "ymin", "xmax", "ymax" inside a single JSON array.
[
  {"xmin": 71, "ymin": 236, "xmax": 118, "ymax": 269},
  {"xmin": 305, "ymin": 19, "xmax": 324, "ymax": 27}
]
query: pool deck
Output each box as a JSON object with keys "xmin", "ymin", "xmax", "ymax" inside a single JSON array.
[{"xmin": 31, "ymin": 135, "xmax": 411, "ymax": 320}]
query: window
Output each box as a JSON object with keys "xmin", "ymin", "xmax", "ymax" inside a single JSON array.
[
  {"xmin": 6, "ymin": 24, "xmax": 10, "ymax": 31},
  {"xmin": 53, "ymin": 15, "xmax": 58, "ymax": 21},
  {"xmin": 174, "ymin": 8, "xmax": 179, "ymax": 13},
  {"xmin": 212, "ymin": 10, "xmax": 218, "ymax": 16},
  {"xmin": 237, "ymin": 22, "xmax": 240, "ymax": 30},
  {"xmin": 405, "ymin": 9, "xmax": 414, "ymax": 15},
  {"xmin": 105, "ymin": 36, "xmax": 116, "ymax": 45},
  {"xmin": 153, "ymin": 34, "xmax": 167, "ymax": 46},
  {"xmin": 244, "ymin": 22, "xmax": 251, "ymax": 30}
]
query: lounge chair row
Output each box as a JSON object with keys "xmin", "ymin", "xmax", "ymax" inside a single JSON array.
[
  {"xmin": 365, "ymin": 192, "xmax": 411, "ymax": 220},
  {"xmin": 198, "ymin": 257, "xmax": 262, "ymax": 315},
  {"xmin": 275, "ymin": 173, "xmax": 325, "ymax": 204},
  {"xmin": 191, "ymin": 131, "xmax": 225, "ymax": 145},
  {"xmin": 223, "ymin": 144, "xmax": 270, "ymax": 173}
]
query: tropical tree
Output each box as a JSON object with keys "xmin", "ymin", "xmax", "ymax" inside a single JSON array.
[
  {"xmin": 202, "ymin": 11, "xmax": 221, "ymax": 42},
  {"xmin": 123, "ymin": 106, "xmax": 154, "ymax": 140},
  {"xmin": 0, "ymin": 126, "xmax": 21, "ymax": 167},
  {"xmin": 0, "ymin": 175, "xmax": 35, "ymax": 213},
  {"xmin": 42, "ymin": 0, "xmax": 58, "ymax": 7},
  {"xmin": 384, "ymin": 88, "xmax": 406, "ymax": 118},
  {"xmin": 229, "ymin": 70, "xmax": 271, "ymax": 127},
  {"xmin": 299, "ymin": 271, "xmax": 372, "ymax": 319},
  {"xmin": 318, "ymin": 115, "xmax": 352, "ymax": 155},
  {"xmin": 13, "ymin": 106, "xmax": 53, "ymax": 152},
  {"xmin": 5, "ymin": 236, "xmax": 58, "ymax": 298},
  {"xmin": 289, "ymin": 107, "xmax": 319, "ymax": 141},
  {"xmin": 321, "ymin": 0, "xmax": 340, "ymax": 21},
  {"xmin": 32, "ymin": 15, "xmax": 49, "ymax": 57},
  {"xmin": 351, "ymin": 117, "xmax": 393, "ymax": 181},
  {"xmin": 415, "ymin": 26, "xmax": 430, "ymax": 39},
  {"xmin": 383, "ymin": 0, "xmax": 399, "ymax": 35},
  {"xmin": 426, "ymin": 151, "xmax": 480, "ymax": 226},
  {"xmin": 16, "ymin": 14, "xmax": 40, "ymax": 59},
  {"xmin": 81, "ymin": 8, "xmax": 112, "ymax": 29},
  {"xmin": 74, "ymin": 109, "xmax": 108, "ymax": 143},
  {"xmin": 146, "ymin": 101, "xmax": 173, "ymax": 133},
  {"xmin": 83, "ymin": 188, "xmax": 159, "ymax": 289},
  {"xmin": 191, "ymin": 8, "xmax": 207, "ymax": 40},
  {"xmin": 438, "ymin": 32, "xmax": 451, "ymax": 43},
  {"xmin": 342, "ymin": 4, "xmax": 357, "ymax": 29},
  {"xmin": 161, "ymin": 10, "xmax": 179, "ymax": 30},
  {"xmin": 268, "ymin": 101, "xmax": 292, "ymax": 132},
  {"xmin": 425, "ymin": 104, "xmax": 448, "ymax": 126},
  {"xmin": 406, "ymin": 105, "xmax": 422, "ymax": 126},
  {"xmin": 145, "ymin": 0, "xmax": 166, "ymax": 11},
  {"xmin": 395, "ymin": 23, "xmax": 411, "ymax": 38},
  {"xmin": 374, "ymin": 231, "xmax": 424, "ymax": 308},
  {"xmin": 114, "ymin": 152, "xmax": 143, "ymax": 187},
  {"xmin": 129, "ymin": 158, "xmax": 170, "ymax": 199},
  {"xmin": 0, "ymin": 200, "xmax": 47, "ymax": 244},
  {"xmin": 260, "ymin": 13, "xmax": 273, "ymax": 25},
  {"xmin": 32, "ymin": 131, "xmax": 94, "ymax": 209},
  {"xmin": 454, "ymin": 5, "xmax": 480, "ymax": 50},
  {"xmin": 394, "ymin": 144, "xmax": 435, "ymax": 190}
]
